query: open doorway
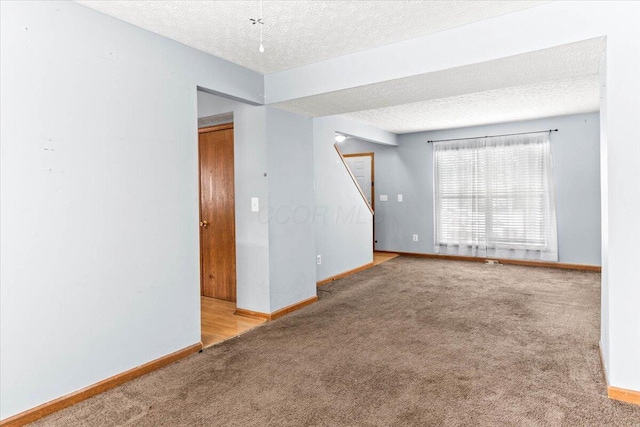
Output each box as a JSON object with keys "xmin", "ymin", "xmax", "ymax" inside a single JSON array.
[{"xmin": 197, "ymin": 109, "xmax": 265, "ymax": 349}]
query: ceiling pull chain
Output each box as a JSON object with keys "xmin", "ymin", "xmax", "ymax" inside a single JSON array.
[
  {"xmin": 259, "ymin": 0, "xmax": 264, "ymax": 53},
  {"xmin": 249, "ymin": 0, "xmax": 265, "ymax": 53}
]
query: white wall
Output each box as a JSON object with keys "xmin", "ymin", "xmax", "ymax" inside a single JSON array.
[
  {"xmin": 602, "ymin": 20, "xmax": 640, "ymax": 392},
  {"xmin": 271, "ymin": 0, "xmax": 640, "ymax": 392},
  {"xmin": 0, "ymin": 1, "xmax": 263, "ymax": 419},
  {"xmin": 266, "ymin": 108, "xmax": 317, "ymax": 310},
  {"xmin": 341, "ymin": 113, "xmax": 602, "ymax": 266},
  {"xmin": 598, "ymin": 47, "xmax": 610, "ymax": 376}
]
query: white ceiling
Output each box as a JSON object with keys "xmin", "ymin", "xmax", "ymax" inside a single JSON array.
[
  {"xmin": 76, "ymin": 0, "xmax": 547, "ymax": 74},
  {"xmin": 272, "ymin": 38, "xmax": 603, "ymax": 117},
  {"xmin": 273, "ymin": 37, "xmax": 604, "ymax": 133},
  {"xmin": 344, "ymin": 75, "xmax": 600, "ymax": 133}
]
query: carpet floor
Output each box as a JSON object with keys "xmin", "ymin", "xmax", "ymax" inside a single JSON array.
[{"xmin": 34, "ymin": 258, "xmax": 640, "ymax": 426}]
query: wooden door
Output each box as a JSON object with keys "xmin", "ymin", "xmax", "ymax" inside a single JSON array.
[{"xmin": 199, "ymin": 124, "xmax": 236, "ymax": 302}]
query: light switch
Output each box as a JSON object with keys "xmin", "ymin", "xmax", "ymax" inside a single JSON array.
[
  {"xmin": 397, "ymin": 194, "xmax": 403, "ymax": 202},
  {"xmin": 251, "ymin": 197, "xmax": 259, "ymax": 212},
  {"xmin": 380, "ymin": 195, "xmax": 388, "ymax": 201}
]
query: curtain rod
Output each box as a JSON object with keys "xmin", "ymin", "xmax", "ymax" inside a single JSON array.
[{"xmin": 427, "ymin": 129, "xmax": 558, "ymax": 143}]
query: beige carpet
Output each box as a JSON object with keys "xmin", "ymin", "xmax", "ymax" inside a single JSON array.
[{"xmin": 34, "ymin": 258, "xmax": 640, "ymax": 426}]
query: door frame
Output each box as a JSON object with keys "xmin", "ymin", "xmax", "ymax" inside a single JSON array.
[
  {"xmin": 343, "ymin": 152, "xmax": 375, "ymax": 211},
  {"xmin": 343, "ymin": 152, "xmax": 375, "ymax": 248},
  {"xmin": 197, "ymin": 122, "xmax": 236, "ymax": 298}
]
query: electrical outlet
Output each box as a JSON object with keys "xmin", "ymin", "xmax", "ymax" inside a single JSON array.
[
  {"xmin": 317, "ymin": 255, "xmax": 322, "ymax": 265},
  {"xmin": 397, "ymin": 194, "xmax": 403, "ymax": 202},
  {"xmin": 413, "ymin": 234, "xmax": 418, "ymax": 242},
  {"xmin": 380, "ymin": 195, "xmax": 388, "ymax": 202}
]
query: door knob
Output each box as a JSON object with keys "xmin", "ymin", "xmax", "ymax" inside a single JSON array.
[{"xmin": 200, "ymin": 220, "xmax": 209, "ymax": 228}]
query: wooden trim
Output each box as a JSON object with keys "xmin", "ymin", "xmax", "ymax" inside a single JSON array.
[
  {"xmin": 0, "ymin": 343, "xmax": 203, "ymax": 427},
  {"xmin": 316, "ymin": 262, "xmax": 375, "ymax": 286},
  {"xmin": 334, "ymin": 144, "xmax": 374, "ymax": 215},
  {"xmin": 271, "ymin": 295, "xmax": 318, "ymax": 320},
  {"xmin": 343, "ymin": 152, "xmax": 375, "ymax": 156},
  {"xmin": 198, "ymin": 124, "xmax": 204, "ymax": 296},
  {"xmin": 375, "ymin": 251, "xmax": 601, "ymax": 272},
  {"xmin": 198, "ymin": 123, "xmax": 233, "ymax": 134},
  {"xmin": 599, "ymin": 343, "xmax": 640, "ymax": 406},
  {"xmin": 608, "ymin": 386, "xmax": 640, "ymax": 406},
  {"xmin": 234, "ymin": 308, "xmax": 272, "ymax": 321},
  {"xmin": 234, "ymin": 295, "xmax": 319, "ymax": 321}
]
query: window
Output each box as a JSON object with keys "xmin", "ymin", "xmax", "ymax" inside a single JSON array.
[{"xmin": 433, "ymin": 132, "xmax": 558, "ymax": 261}]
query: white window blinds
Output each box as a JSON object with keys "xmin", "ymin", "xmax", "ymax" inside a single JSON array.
[{"xmin": 433, "ymin": 132, "xmax": 558, "ymax": 261}]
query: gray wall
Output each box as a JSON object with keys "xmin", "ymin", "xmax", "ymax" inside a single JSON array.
[
  {"xmin": 196, "ymin": 97, "xmax": 318, "ymax": 314},
  {"xmin": 0, "ymin": 1, "xmax": 262, "ymax": 419},
  {"xmin": 197, "ymin": 92, "xmax": 271, "ymax": 313},
  {"xmin": 313, "ymin": 117, "xmax": 374, "ymax": 282},
  {"xmin": 339, "ymin": 113, "xmax": 601, "ymax": 266},
  {"xmin": 312, "ymin": 114, "xmax": 403, "ymax": 283},
  {"xmin": 266, "ymin": 108, "xmax": 317, "ymax": 310}
]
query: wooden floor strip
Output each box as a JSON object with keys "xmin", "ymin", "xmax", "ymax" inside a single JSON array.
[
  {"xmin": 373, "ymin": 251, "xmax": 399, "ymax": 265},
  {"xmin": 201, "ymin": 297, "xmax": 265, "ymax": 349}
]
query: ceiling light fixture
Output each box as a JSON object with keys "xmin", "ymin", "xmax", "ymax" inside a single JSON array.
[{"xmin": 335, "ymin": 134, "xmax": 348, "ymax": 143}]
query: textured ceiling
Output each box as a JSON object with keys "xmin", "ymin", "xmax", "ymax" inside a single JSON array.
[
  {"xmin": 272, "ymin": 38, "xmax": 604, "ymax": 117},
  {"xmin": 76, "ymin": 1, "xmax": 599, "ymax": 133},
  {"xmin": 273, "ymin": 38, "xmax": 603, "ymax": 133},
  {"xmin": 343, "ymin": 75, "xmax": 600, "ymax": 133},
  {"xmin": 75, "ymin": 0, "xmax": 547, "ymax": 74}
]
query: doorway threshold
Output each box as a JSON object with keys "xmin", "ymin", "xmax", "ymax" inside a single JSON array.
[
  {"xmin": 201, "ymin": 297, "xmax": 266, "ymax": 349},
  {"xmin": 373, "ymin": 251, "xmax": 399, "ymax": 266}
]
